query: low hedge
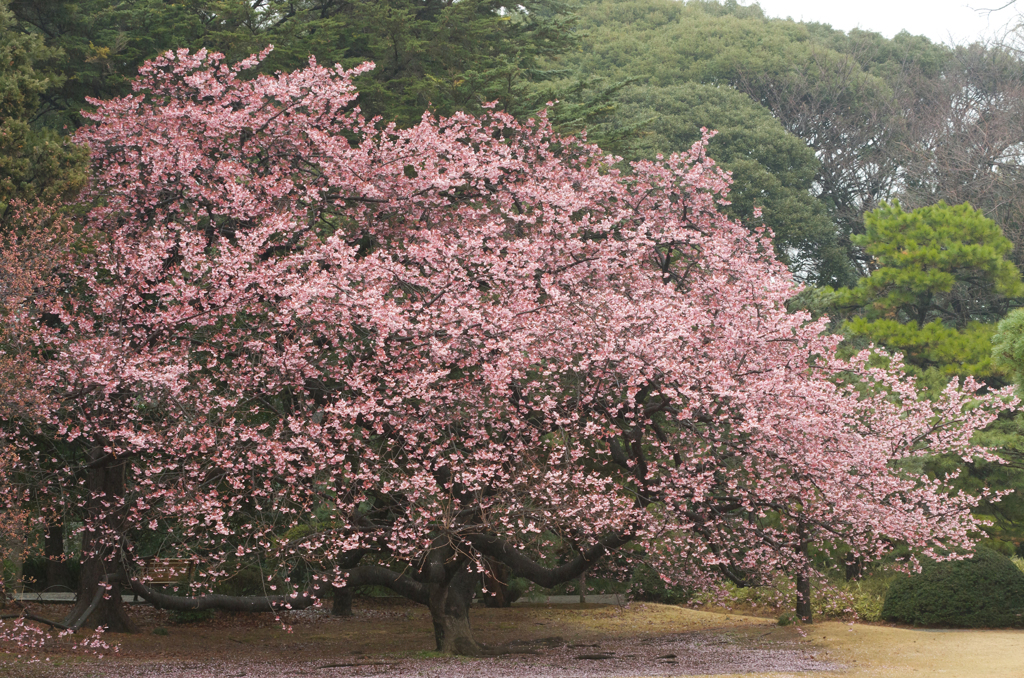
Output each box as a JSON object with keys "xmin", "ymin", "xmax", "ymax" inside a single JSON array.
[
  {"xmin": 628, "ymin": 563, "xmax": 693, "ymax": 605},
  {"xmin": 881, "ymin": 547, "xmax": 1024, "ymax": 628}
]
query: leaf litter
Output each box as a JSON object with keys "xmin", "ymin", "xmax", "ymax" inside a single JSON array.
[{"xmin": 1, "ymin": 599, "xmax": 841, "ymax": 677}]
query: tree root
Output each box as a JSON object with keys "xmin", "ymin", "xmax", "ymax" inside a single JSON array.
[
  {"xmin": 0, "ymin": 611, "xmax": 73, "ymax": 631},
  {"xmin": 62, "ymin": 573, "xmax": 126, "ymax": 632},
  {"xmin": 1, "ymin": 574, "xmax": 123, "ymax": 634}
]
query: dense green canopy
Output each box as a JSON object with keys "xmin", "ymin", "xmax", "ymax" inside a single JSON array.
[
  {"xmin": 595, "ymin": 82, "xmax": 841, "ymax": 284},
  {"xmin": 557, "ymin": 0, "xmax": 948, "ymax": 285},
  {"xmin": 12, "ymin": 0, "xmax": 1024, "ymax": 288},
  {"xmin": 558, "ymin": 0, "xmax": 1024, "ymax": 287},
  {"xmin": 0, "ymin": 0, "xmax": 87, "ymax": 214},
  {"xmin": 11, "ymin": 0, "xmax": 579, "ymax": 128}
]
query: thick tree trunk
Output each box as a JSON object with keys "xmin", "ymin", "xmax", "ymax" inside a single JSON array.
[
  {"xmin": 67, "ymin": 557, "xmax": 135, "ymax": 632},
  {"xmin": 481, "ymin": 557, "xmax": 513, "ymax": 608},
  {"xmin": 795, "ymin": 533, "xmax": 812, "ymax": 624},
  {"xmin": 429, "ymin": 565, "xmax": 481, "ymax": 655},
  {"xmin": 331, "ymin": 585, "xmax": 353, "ymax": 616},
  {"xmin": 65, "ymin": 458, "xmax": 136, "ymax": 633},
  {"xmin": 44, "ymin": 520, "xmax": 70, "ymax": 590},
  {"xmin": 433, "ymin": 606, "xmax": 477, "ymax": 654},
  {"xmin": 844, "ymin": 553, "xmax": 863, "ymax": 582},
  {"xmin": 330, "ymin": 551, "xmax": 363, "ymax": 616},
  {"xmin": 795, "ymin": 570, "xmax": 812, "ymax": 623}
]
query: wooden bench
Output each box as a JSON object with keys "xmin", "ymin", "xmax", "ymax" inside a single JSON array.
[
  {"xmin": 135, "ymin": 558, "xmax": 194, "ymax": 601},
  {"xmin": 141, "ymin": 557, "xmax": 193, "ymax": 585}
]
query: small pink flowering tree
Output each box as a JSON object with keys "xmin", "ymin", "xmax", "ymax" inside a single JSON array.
[
  {"xmin": 10, "ymin": 48, "xmax": 1012, "ymax": 652},
  {"xmin": 0, "ymin": 207, "xmax": 85, "ymax": 643},
  {"xmin": 0, "ymin": 207, "xmax": 76, "ymax": 564}
]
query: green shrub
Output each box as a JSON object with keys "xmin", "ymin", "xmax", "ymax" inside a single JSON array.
[
  {"xmin": 628, "ymin": 563, "xmax": 693, "ymax": 604},
  {"xmin": 847, "ymin": 572, "xmax": 902, "ymax": 622},
  {"xmin": 703, "ymin": 575, "xmax": 857, "ymax": 620},
  {"xmin": 721, "ymin": 578, "xmax": 792, "ymax": 613},
  {"xmin": 979, "ymin": 538, "xmax": 1017, "ymax": 557},
  {"xmin": 212, "ymin": 565, "xmax": 275, "ymax": 597},
  {"xmin": 776, "ymin": 611, "xmax": 798, "ymax": 626},
  {"xmin": 168, "ymin": 609, "xmax": 215, "ymax": 624},
  {"xmin": 881, "ymin": 547, "xmax": 1024, "ymax": 627},
  {"xmin": 19, "ymin": 555, "xmax": 82, "ymax": 592}
]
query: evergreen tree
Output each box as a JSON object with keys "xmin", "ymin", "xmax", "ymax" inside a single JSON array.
[
  {"xmin": 827, "ymin": 201, "xmax": 1022, "ymax": 382},
  {"xmin": 11, "ymin": 0, "xmax": 580, "ymax": 129},
  {"xmin": 819, "ymin": 200, "xmax": 1024, "ymax": 551},
  {"xmin": 0, "ymin": 0, "xmax": 87, "ymax": 213}
]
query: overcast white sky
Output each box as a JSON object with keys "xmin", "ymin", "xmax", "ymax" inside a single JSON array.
[{"xmin": 740, "ymin": 0, "xmax": 1020, "ymax": 44}]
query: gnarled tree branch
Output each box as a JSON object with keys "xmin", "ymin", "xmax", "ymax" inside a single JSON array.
[{"xmin": 466, "ymin": 531, "xmax": 634, "ymax": 588}]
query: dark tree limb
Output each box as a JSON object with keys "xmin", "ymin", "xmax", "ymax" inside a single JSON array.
[
  {"xmin": 346, "ymin": 565, "xmax": 430, "ymax": 605},
  {"xmin": 1, "ymin": 574, "xmax": 122, "ymax": 634},
  {"xmin": 127, "ymin": 564, "xmax": 429, "ymax": 612},
  {"xmin": 128, "ymin": 578, "xmax": 322, "ymax": 612},
  {"xmin": 467, "ymin": 532, "xmax": 633, "ymax": 588},
  {"xmin": 0, "ymin": 612, "xmax": 74, "ymax": 631}
]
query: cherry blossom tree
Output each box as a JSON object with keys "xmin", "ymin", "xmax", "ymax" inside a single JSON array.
[
  {"xmin": 8, "ymin": 48, "xmax": 1014, "ymax": 653},
  {"xmin": 0, "ymin": 206, "xmax": 86, "ymax": 641}
]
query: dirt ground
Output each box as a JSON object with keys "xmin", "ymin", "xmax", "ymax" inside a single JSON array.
[
  {"xmin": 794, "ymin": 621, "xmax": 1024, "ymax": 678},
  {"xmin": 0, "ymin": 598, "xmax": 1021, "ymax": 677}
]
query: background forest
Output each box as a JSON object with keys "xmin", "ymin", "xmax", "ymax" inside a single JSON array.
[{"xmin": 5, "ymin": 0, "xmax": 1024, "ymax": 633}]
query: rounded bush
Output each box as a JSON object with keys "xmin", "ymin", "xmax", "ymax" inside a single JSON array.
[
  {"xmin": 629, "ymin": 564, "xmax": 693, "ymax": 605},
  {"xmin": 213, "ymin": 565, "xmax": 274, "ymax": 597},
  {"xmin": 881, "ymin": 547, "xmax": 1024, "ymax": 627}
]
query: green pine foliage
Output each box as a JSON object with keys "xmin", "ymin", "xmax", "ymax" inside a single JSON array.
[
  {"xmin": 881, "ymin": 548, "xmax": 1024, "ymax": 628},
  {"xmin": 819, "ymin": 201, "xmax": 1024, "ymax": 544},
  {"xmin": 978, "ymin": 306, "xmax": 1024, "ymax": 535},
  {"xmin": 951, "ymin": 408, "xmax": 1024, "ymax": 538},
  {"xmin": 993, "ymin": 307, "xmax": 1024, "ymax": 389},
  {"xmin": 828, "ymin": 201, "xmax": 1023, "ymax": 381},
  {"xmin": 0, "ymin": 0, "xmax": 87, "ymax": 212}
]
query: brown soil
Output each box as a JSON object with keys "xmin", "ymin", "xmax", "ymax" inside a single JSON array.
[{"xmin": 1, "ymin": 598, "xmax": 1021, "ymax": 677}]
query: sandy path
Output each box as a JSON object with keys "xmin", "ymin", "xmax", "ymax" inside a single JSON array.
[
  {"xmin": 694, "ymin": 621, "xmax": 1024, "ymax": 678},
  {"xmin": 807, "ymin": 621, "xmax": 1024, "ymax": 678}
]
